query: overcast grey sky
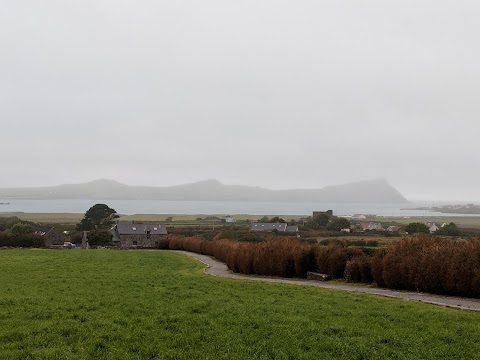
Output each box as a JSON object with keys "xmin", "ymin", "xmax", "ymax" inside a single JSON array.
[{"xmin": 1, "ymin": 1, "xmax": 479, "ymax": 201}]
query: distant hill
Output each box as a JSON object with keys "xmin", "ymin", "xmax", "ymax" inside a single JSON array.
[{"xmin": 0, "ymin": 179, "xmax": 408, "ymax": 203}]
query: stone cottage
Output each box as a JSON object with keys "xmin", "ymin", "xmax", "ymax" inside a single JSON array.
[{"xmin": 111, "ymin": 221, "xmax": 168, "ymax": 248}]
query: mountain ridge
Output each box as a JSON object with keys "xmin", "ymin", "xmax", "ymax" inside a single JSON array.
[{"xmin": 0, "ymin": 179, "xmax": 408, "ymax": 203}]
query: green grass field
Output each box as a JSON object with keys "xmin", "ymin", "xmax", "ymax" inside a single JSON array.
[
  {"xmin": 0, "ymin": 212, "xmax": 304, "ymax": 224},
  {"xmin": 376, "ymin": 216, "xmax": 480, "ymax": 228},
  {"xmin": 2, "ymin": 211, "xmax": 480, "ymax": 229},
  {"xmin": 1, "ymin": 250, "xmax": 480, "ymax": 359}
]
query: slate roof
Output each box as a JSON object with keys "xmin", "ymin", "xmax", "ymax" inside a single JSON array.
[
  {"xmin": 34, "ymin": 226, "xmax": 54, "ymax": 236},
  {"xmin": 250, "ymin": 223, "xmax": 288, "ymax": 232},
  {"xmin": 386, "ymin": 225, "xmax": 402, "ymax": 232},
  {"xmin": 286, "ymin": 225, "xmax": 299, "ymax": 233},
  {"xmin": 114, "ymin": 221, "xmax": 168, "ymax": 235}
]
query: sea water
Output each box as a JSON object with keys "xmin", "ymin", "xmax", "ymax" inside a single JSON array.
[{"xmin": 0, "ymin": 199, "xmax": 478, "ymax": 217}]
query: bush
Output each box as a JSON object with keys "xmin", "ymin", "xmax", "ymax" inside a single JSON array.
[
  {"xmin": 87, "ymin": 230, "xmax": 112, "ymax": 247},
  {"xmin": 345, "ymin": 255, "xmax": 372, "ymax": 283},
  {"xmin": 293, "ymin": 243, "xmax": 314, "ymax": 278},
  {"xmin": 161, "ymin": 232, "xmax": 480, "ymax": 298},
  {"xmin": 372, "ymin": 236, "xmax": 480, "ymax": 297},
  {"xmin": 156, "ymin": 238, "xmax": 170, "ymax": 249},
  {"xmin": 168, "ymin": 236, "xmax": 184, "ymax": 250},
  {"xmin": 313, "ymin": 244, "xmax": 352, "ymax": 279},
  {"xmin": 9, "ymin": 222, "xmax": 34, "ymax": 235},
  {"xmin": 0, "ymin": 233, "xmax": 44, "ymax": 248},
  {"xmin": 371, "ymin": 247, "xmax": 387, "ymax": 287},
  {"xmin": 437, "ymin": 222, "xmax": 461, "ymax": 236},
  {"xmin": 405, "ymin": 222, "xmax": 429, "ymax": 234},
  {"xmin": 236, "ymin": 242, "xmax": 255, "ymax": 274},
  {"xmin": 365, "ymin": 240, "xmax": 379, "ymax": 247},
  {"xmin": 0, "ymin": 217, "xmax": 33, "ymax": 232}
]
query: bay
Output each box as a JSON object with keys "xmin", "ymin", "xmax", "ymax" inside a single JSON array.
[{"xmin": 0, "ymin": 199, "xmax": 479, "ymax": 217}]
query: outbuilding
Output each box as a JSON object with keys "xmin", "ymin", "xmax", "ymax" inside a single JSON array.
[{"xmin": 112, "ymin": 221, "xmax": 168, "ymax": 248}]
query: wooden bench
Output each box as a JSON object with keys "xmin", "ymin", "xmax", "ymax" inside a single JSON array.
[{"xmin": 307, "ymin": 272, "xmax": 332, "ymax": 281}]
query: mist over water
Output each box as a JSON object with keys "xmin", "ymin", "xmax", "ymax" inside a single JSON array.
[{"xmin": 1, "ymin": 199, "xmax": 479, "ymax": 217}]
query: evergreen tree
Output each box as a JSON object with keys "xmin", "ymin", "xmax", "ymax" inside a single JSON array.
[{"xmin": 77, "ymin": 204, "xmax": 119, "ymax": 231}]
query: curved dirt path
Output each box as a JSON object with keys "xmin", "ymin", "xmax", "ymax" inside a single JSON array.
[{"xmin": 176, "ymin": 251, "xmax": 480, "ymax": 312}]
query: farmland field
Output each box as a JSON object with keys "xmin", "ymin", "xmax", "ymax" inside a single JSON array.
[
  {"xmin": 1, "ymin": 250, "xmax": 480, "ymax": 359},
  {"xmin": 0, "ymin": 212, "xmax": 301, "ymax": 224}
]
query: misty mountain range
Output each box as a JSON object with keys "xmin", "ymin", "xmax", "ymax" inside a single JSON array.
[{"xmin": 0, "ymin": 179, "xmax": 408, "ymax": 203}]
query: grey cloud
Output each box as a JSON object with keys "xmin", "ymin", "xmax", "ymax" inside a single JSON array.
[{"xmin": 1, "ymin": 1, "xmax": 480, "ymax": 200}]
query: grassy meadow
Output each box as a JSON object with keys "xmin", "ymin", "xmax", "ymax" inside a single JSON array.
[
  {"xmin": 1, "ymin": 250, "xmax": 480, "ymax": 359},
  {"xmin": 2, "ymin": 211, "xmax": 480, "ymax": 229},
  {"xmin": 0, "ymin": 212, "xmax": 303, "ymax": 225}
]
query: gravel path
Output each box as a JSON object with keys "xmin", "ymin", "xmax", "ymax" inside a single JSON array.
[{"xmin": 177, "ymin": 250, "xmax": 480, "ymax": 312}]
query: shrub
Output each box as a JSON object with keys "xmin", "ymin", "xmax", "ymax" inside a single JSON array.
[
  {"xmin": 236, "ymin": 242, "xmax": 255, "ymax": 274},
  {"xmin": 0, "ymin": 233, "xmax": 44, "ymax": 248},
  {"xmin": 293, "ymin": 243, "xmax": 314, "ymax": 278},
  {"xmin": 313, "ymin": 244, "xmax": 353, "ymax": 279},
  {"xmin": 365, "ymin": 240, "xmax": 379, "ymax": 247},
  {"xmin": 0, "ymin": 217, "xmax": 34, "ymax": 232},
  {"xmin": 405, "ymin": 222, "xmax": 429, "ymax": 234},
  {"xmin": 162, "ymin": 232, "xmax": 480, "ymax": 298},
  {"xmin": 345, "ymin": 255, "xmax": 372, "ymax": 283},
  {"xmin": 200, "ymin": 240, "xmax": 214, "ymax": 256},
  {"xmin": 437, "ymin": 222, "xmax": 461, "ymax": 236},
  {"xmin": 87, "ymin": 230, "xmax": 112, "ymax": 247},
  {"xmin": 8, "ymin": 222, "xmax": 35, "ymax": 235},
  {"xmin": 372, "ymin": 236, "xmax": 480, "ymax": 297},
  {"xmin": 168, "ymin": 236, "xmax": 184, "ymax": 250},
  {"xmin": 371, "ymin": 247, "xmax": 387, "ymax": 287},
  {"xmin": 156, "ymin": 238, "xmax": 170, "ymax": 249}
]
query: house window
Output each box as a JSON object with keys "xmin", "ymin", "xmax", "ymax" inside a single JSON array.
[
  {"xmin": 146, "ymin": 230, "xmax": 151, "ymax": 239},
  {"xmin": 133, "ymin": 241, "xmax": 138, "ymax": 246}
]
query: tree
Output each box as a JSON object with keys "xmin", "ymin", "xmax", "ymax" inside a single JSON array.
[
  {"xmin": 326, "ymin": 217, "xmax": 351, "ymax": 231},
  {"xmin": 204, "ymin": 216, "xmax": 221, "ymax": 221},
  {"xmin": 87, "ymin": 230, "xmax": 113, "ymax": 247},
  {"xmin": 437, "ymin": 222, "xmax": 460, "ymax": 236},
  {"xmin": 269, "ymin": 216, "xmax": 286, "ymax": 223},
  {"xmin": 405, "ymin": 222, "xmax": 429, "ymax": 234},
  {"xmin": 77, "ymin": 204, "xmax": 119, "ymax": 231},
  {"xmin": 307, "ymin": 213, "xmax": 332, "ymax": 229},
  {"xmin": 9, "ymin": 222, "xmax": 34, "ymax": 235},
  {"xmin": 0, "ymin": 216, "xmax": 24, "ymax": 231}
]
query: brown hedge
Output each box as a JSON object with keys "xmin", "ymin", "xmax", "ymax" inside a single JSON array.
[
  {"xmin": 167, "ymin": 236, "xmax": 356, "ymax": 279},
  {"xmin": 164, "ymin": 234, "xmax": 480, "ymax": 298},
  {"xmin": 372, "ymin": 236, "xmax": 480, "ymax": 297}
]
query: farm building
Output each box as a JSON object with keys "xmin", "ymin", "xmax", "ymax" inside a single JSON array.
[
  {"xmin": 359, "ymin": 222, "xmax": 384, "ymax": 231},
  {"xmin": 426, "ymin": 222, "xmax": 446, "ymax": 234},
  {"xmin": 286, "ymin": 225, "xmax": 299, "ymax": 232},
  {"xmin": 35, "ymin": 227, "xmax": 71, "ymax": 247},
  {"xmin": 111, "ymin": 221, "xmax": 168, "ymax": 248},
  {"xmin": 386, "ymin": 225, "xmax": 402, "ymax": 233},
  {"xmin": 313, "ymin": 210, "xmax": 333, "ymax": 217}
]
